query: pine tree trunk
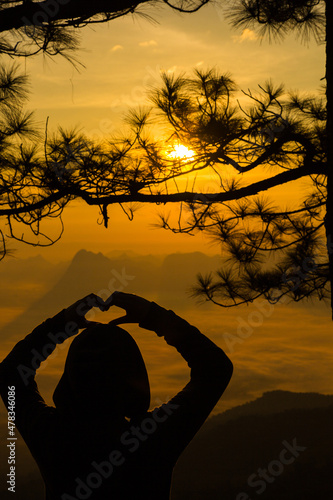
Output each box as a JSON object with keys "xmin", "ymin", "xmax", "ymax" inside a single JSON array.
[{"xmin": 325, "ymin": 0, "xmax": 333, "ymax": 318}]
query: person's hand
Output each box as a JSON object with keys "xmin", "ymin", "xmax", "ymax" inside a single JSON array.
[
  {"xmin": 63, "ymin": 293, "xmax": 105, "ymax": 331},
  {"xmin": 103, "ymin": 292, "xmax": 151, "ymax": 325}
]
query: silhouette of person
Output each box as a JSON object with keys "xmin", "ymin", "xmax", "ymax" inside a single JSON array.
[{"xmin": 0, "ymin": 291, "xmax": 233, "ymax": 500}]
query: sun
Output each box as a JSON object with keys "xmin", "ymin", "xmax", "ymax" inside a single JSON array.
[{"xmin": 168, "ymin": 144, "xmax": 195, "ymax": 160}]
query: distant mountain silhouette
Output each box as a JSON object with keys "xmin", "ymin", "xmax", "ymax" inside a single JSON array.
[
  {"xmin": 157, "ymin": 252, "xmax": 221, "ymax": 306},
  {"xmin": 0, "ymin": 249, "xmax": 219, "ymax": 339},
  {"xmin": 105, "ymin": 249, "xmax": 165, "ymax": 263},
  {"xmin": 207, "ymin": 389, "xmax": 333, "ymax": 426},
  {"xmin": 173, "ymin": 391, "xmax": 333, "ymax": 499},
  {"xmin": 1, "ymin": 390, "xmax": 331, "ymax": 499},
  {"xmin": 0, "ymin": 253, "xmax": 68, "ymax": 285},
  {"xmin": 0, "ymin": 254, "xmax": 66, "ymax": 309}
]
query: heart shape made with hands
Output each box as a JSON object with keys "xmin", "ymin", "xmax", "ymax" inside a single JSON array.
[
  {"xmin": 100, "ymin": 291, "xmax": 121, "ymax": 312},
  {"xmin": 100, "ymin": 292, "xmax": 129, "ymax": 325},
  {"xmin": 72, "ymin": 291, "xmax": 151, "ymax": 327}
]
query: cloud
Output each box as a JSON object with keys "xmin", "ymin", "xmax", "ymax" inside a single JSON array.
[
  {"xmin": 111, "ymin": 44, "xmax": 124, "ymax": 52},
  {"xmin": 166, "ymin": 65, "xmax": 178, "ymax": 74},
  {"xmin": 139, "ymin": 40, "xmax": 157, "ymax": 47},
  {"xmin": 233, "ymin": 28, "xmax": 259, "ymax": 43}
]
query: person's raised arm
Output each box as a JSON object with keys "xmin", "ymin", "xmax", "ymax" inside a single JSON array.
[
  {"xmin": 106, "ymin": 291, "xmax": 233, "ymax": 391},
  {"xmin": 106, "ymin": 292, "xmax": 233, "ymax": 454},
  {"xmin": 0, "ymin": 293, "xmax": 104, "ymax": 422}
]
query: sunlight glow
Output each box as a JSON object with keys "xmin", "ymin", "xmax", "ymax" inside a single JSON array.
[{"xmin": 168, "ymin": 144, "xmax": 195, "ymax": 160}]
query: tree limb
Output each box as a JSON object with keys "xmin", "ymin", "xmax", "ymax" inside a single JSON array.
[{"xmin": 75, "ymin": 163, "xmax": 323, "ymax": 206}]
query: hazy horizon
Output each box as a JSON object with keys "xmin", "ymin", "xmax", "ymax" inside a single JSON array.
[{"xmin": 1, "ymin": 249, "xmax": 332, "ymax": 416}]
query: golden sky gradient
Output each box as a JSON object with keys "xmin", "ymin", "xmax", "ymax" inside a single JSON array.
[
  {"xmin": 7, "ymin": 2, "xmax": 325, "ymax": 261},
  {"xmin": 1, "ymin": 2, "xmax": 332, "ymax": 419},
  {"xmin": 0, "ymin": 9, "xmax": 332, "ymax": 499}
]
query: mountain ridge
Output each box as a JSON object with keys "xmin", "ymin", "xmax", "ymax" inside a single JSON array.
[
  {"xmin": 0, "ymin": 389, "xmax": 331, "ymax": 499},
  {"xmin": 0, "ymin": 248, "xmax": 220, "ymax": 338}
]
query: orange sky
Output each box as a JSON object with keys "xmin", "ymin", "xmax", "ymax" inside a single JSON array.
[
  {"xmin": 4, "ymin": 2, "xmax": 325, "ymax": 261},
  {"xmin": 1, "ymin": 10, "xmax": 332, "ymax": 492},
  {"xmin": 2, "ymin": 4, "xmax": 331, "ymax": 398}
]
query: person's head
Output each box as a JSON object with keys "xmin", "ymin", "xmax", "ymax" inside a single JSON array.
[{"xmin": 53, "ymin": 323, "xmax": 150, "ymax": 420}]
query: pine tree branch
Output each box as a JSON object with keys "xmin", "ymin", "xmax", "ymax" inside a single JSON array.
[{"xmin": 0, "ymin": 0, "xmax": 149, "ymax": 33}]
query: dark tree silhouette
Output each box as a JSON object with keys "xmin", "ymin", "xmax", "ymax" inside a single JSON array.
[
  {"xmin": 0, "ymin": 0, "xmax": 211, "ymax": 259},
  {"xmin": 0, "ymin": 67, "xmax": 328, "ymax": 307},
  {"xmin": 216, "ymin": 1, "xmax": 331, "ymax": 313},
  {"xmin": 0, "ymin": 0, "xmax": 210, "ymax": 61},
  {"xmin": 115, "ymin": 70, "xmax": 329, "ymax": 310},
  {"xmin": 0, "ymin": 0, "xmax": 331, "ymax": 315}
]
